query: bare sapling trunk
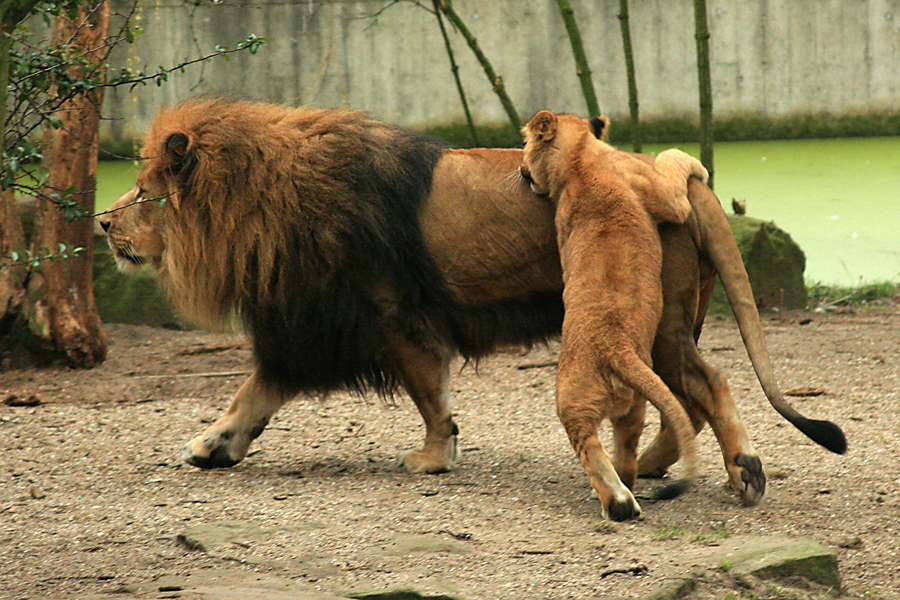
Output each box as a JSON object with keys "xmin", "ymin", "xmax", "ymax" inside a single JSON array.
[
  {"xmin": 19, "ymin": 2, "xmax": 109, "ymax": 367},
  {"xmin": 694, "ymin": 0, "xmax": 714, "ymax": 188},
  {"xmin": 618, "ymin": 0, "xmax": 641, "ymax": 152},
  {"xmin": 555, "ymin": 0, "xmax": 601, "ymax": 117},
  {"xmin": 436, "ymin": 0, "xmax": 521, "ymax": 131},
  {"xmin": 432, "ymin": 0, "xmax": 479, "ymax": 145}
]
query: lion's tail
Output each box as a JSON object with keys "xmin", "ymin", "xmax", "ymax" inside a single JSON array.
[
  {"xmin": 611, "ymin": 350, "xmax": 698, "ymax": 500},
  {"xmin": 689, "ymin": 179, "xmax": 847, "ymax": 455}
]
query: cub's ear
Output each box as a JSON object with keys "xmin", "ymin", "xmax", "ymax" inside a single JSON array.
[
  {"xmin": 589, "ymin": 114, "xmax": 610, "ymax": 141},
  {"xmin": 529, "ymin": 110, "xmax": 558, "ymax": 143},
  {"xmin": 163, "ymin": 132, "xmax": 198, "ymax": 183}
]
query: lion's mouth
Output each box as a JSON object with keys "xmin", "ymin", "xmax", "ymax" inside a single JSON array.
[
  {"xmin": 113, "ymin": 248, "xmax": 145, "ymax": 270},
  {"xmin": 519, "ymin": 165, "xmax": 550, "ymax": 198}
]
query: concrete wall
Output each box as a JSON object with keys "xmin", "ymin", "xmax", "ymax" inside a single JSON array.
[{"xmin": 102, "ymin": 0, "xmax": 900, "ymax": 142}]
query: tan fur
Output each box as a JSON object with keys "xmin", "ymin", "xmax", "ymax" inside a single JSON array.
[
  {"xmin": 522, "ymin": 110, "xmax": 704, "ymax": 519},
  {"xmin": 99, "ymin": 99, "xmax": 825, "ymax": 509}
]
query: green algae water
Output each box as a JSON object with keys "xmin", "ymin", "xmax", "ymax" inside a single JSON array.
[
  {"xmin": 647, "ymin": 137, "xmax": 900, "ymax": 286},
  {"xmin": 97, "ymin": 161, "xmax": 139, "ymax": 213},
  {"xmin": 96, "ymin": 136, "xmax": 900, "ymax": 286}
]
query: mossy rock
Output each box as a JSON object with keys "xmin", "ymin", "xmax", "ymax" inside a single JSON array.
[
  {"xmin": 92, "ymin": 235, "xmax": 185, "ymax": 329},
  {"xmin": 709, "ymin": 215, "xmax": 807, "ymax": 314}
]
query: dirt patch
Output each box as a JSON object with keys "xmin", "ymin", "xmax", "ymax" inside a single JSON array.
[{"xmin": 1, "ymin": 308, "xmax": 898, "ymax": 599}]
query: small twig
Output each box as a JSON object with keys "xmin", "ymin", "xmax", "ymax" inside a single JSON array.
[
  {"xmin": 176, "ymin": 342, "xmax": 251, "ymax": 356},
  {"xmin": 817, "ymin": 294, "xmax": 854, "ymax": 309},
  {"xmin": 516, "ymin": 361, "xmax": 558, "ymax": 370},
  {"xmin": 128, "ymin": 370, "xmax": 252, "ymax": 379},
  {"xmin": 600, "ymin": 564, "xmax": 648, "ymax": 578}
]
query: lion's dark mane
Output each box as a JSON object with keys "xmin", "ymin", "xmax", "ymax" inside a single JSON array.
[{"xmin": 146, "ymin": 98, "xmax": 562, "ymax": 396}]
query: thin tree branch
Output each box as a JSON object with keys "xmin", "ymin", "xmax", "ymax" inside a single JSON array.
[
  {"xmin": 432, "ymin": 0, "xmax": 478, "ymax": 145},
  {"xmin": 694, "ymin": 0, "xmax": 714, "ymax": 188},
  {"xmin": 436, "ymin": 0, "xmax": 520, "ymax": 131},
  {"xmin": 555, "ymin": 0, "xmax": 600, "ymax": 117},
  {"xmin": 618, "ymin": 0, "xmax": 641, "ymax": 152}
]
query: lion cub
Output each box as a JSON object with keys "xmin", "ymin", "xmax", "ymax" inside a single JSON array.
[{"xmin": 521, "ymin": 110, "xmax": 708, "ymax": 521}]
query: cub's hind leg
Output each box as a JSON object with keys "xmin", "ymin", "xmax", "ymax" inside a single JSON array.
[
  {"xmin": 387, "ymin": 333, "xmax": 460, "ymax": 474},
  {"xmin": 182, "ymin": 369, "xmax": 290, "ymax": 469},
  {"xmin": 610, "ymin": 396, "xmax": 647, "ymax": 491},
  {"xmin": 556, "ymin": 353, "xmax": 641, "ymax": 521}
]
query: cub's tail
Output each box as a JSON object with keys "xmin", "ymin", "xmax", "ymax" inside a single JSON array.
[
  {"xmin": 611, "ymin": 350, "xmax": 698, "ymax": 500},
  {"xmin": 689, "ymin": 179, "xmax": 847, "ymax": 455}
]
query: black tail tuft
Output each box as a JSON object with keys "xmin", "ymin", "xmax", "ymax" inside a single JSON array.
[
  {"xmin": 653, "ymin": 479, "xmax": 691, "ymax": 501},
  {"xmin": 794, "ymin": 417, "xmax": 848, "ymax": 454}
]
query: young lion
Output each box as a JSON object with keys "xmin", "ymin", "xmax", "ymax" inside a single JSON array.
[{"xmin": 521, "ymin": 110, "xmax": 709, "ymax": 520}]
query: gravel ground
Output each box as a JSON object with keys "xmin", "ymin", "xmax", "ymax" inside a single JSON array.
[{"xmin": 1, "ymin": 306, "xmax": 899, "ymax": 600}]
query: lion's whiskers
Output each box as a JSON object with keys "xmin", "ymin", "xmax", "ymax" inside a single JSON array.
[{"xmin": 502, "ymin": 168, "xmax": 523, "ymax": 193}]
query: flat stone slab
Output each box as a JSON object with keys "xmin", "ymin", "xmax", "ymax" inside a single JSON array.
[
  {"xmin": 705, "ymin": 535, "xmax": 840, "ymax": 590},
  {"xmin": 73, "ymin": 569, "xmax": 349, "ymax": 600},
  {"xmin": 148, "ymin": 570, "xmax": 347, "ymax": 600},
  {"xmin": 348, "ymin": 586, "xmax": 464, "ymax": 600},
  {"xmin": 73, "ymin": 568, "xmax": 465, "ymax": 600},
  {"xmin": 176, "ymin": 519, "xmax": 325, "ymax": 555},
  {"xmin": 380, "ymin": 533, "xmax": 472, "ymax": 556}
]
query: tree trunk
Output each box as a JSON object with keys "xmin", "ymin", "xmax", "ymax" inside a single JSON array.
[
  {"xmin": 617, "ymin": 0, "xmax": 641, "ymax": 152},
  {"xmin": 0, "ymin": 2, "xmax": 42, "ymax": 337},
  {"xmin": 694, "ymin": 0, "xmax": 714, "ymax": 188},
  {"xmin": 19, "ymin": 1, "xmax": 109, "ymax": 367},
  {"xmin": 555, "ymin": 0, "xmax": 600, "ymax": 117},
  {"xmin": 0, "ymin": 188, "xmax": 26, "ymax": 331}
]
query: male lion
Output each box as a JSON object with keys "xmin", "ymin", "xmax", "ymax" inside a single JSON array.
[
  {"xmin": 100, "ymin": 98, "xmax": 845, "ymax": 510},
  {"xmin": 520, "ymin": 110, "xmax": 708, "ymax": 519}
]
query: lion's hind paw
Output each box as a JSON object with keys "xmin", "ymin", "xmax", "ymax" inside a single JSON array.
[{"xmin": 398, "ymin": 437, "xmax": 460, "ymax": 474}]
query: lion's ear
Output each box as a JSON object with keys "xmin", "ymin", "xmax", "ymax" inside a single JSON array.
[
  {"xmin": 589, "ymin": 115, "xmax": 610, "ymax": 141},
  {"xmin": 530, "ymin": 110, "xmax": 557, "ymax": 143},
  {"xmin": 163, "ymin": 132, "xmax": 198, "ymax": 183}
]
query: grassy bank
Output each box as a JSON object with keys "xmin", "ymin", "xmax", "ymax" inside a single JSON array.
[
  {"xmin": 99, "ymin": 109, "xmax": 900, "ymax": 157},
  {"xmin": 806, "ymin": 281, "xmax": 900, "ymax": 311},
  {"xmin": 417, "ymin": 109, "xmax": 900, "ymax": 149}
]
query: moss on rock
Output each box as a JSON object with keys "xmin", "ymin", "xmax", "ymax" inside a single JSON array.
[{"xmin": 710, "ymin": 215, "xmax": 807, "ymax": 314}]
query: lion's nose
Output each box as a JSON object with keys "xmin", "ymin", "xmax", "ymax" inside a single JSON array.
[{"xmin": 99, "ymin": 220, "xmax": 111, "ymax": 233}]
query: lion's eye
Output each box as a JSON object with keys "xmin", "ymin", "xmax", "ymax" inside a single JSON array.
[{"xmin": 136, "ymin": 187, "xmax": 144, "ymax": 199}]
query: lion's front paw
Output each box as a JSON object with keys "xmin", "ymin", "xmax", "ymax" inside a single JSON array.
[
  {"xmin": 398, "ymin": 437, "xmax": 460, "ymax": 474},
  {"xmin": 181, "ymin": 428, "xmax": 252, "ymax": 469}
]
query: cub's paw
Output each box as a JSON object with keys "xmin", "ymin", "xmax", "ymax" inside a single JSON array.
[
  {"xmin": 603, "ymin": 491, "xmax": 642, "ymax": 522},
  {"xmin": 658, "ymin": 148, "xmax": 709, "ymax": 184},
  {"xmin": 398, "ymin": 437, "xmax": 460, "ymax": 474},
  {"xmin": 181, "ymin": 428, "xmax": 253, "ymax": 469}
]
